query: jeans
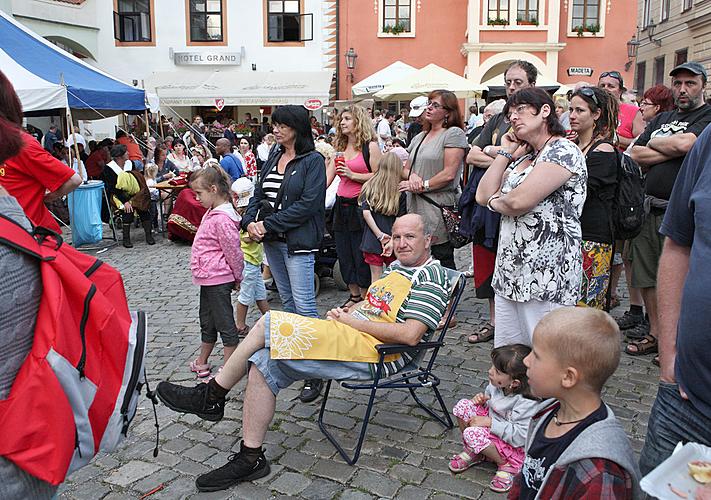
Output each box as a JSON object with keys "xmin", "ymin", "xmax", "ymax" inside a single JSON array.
[
  {"xmin": 263, "ymin": 241, "xmax": 318, "ymax": 318},
  {"xmin": 639, "ymin": 381, "xmax": 711, "ymax": 475}
]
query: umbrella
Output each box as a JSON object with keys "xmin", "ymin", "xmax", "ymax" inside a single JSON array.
[
  {"xmin": 374, "ymin": 63, "xmax": 487, "ymax": 100},
  {"xmin": 351, "ymin": 61, "xmax": 417, "ymax": 99}
]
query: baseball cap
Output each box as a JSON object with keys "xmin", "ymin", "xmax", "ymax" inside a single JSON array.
[
  {"xmin": 231, "ymin": 177, "xmax": 254, "ymax": 207},
  {"xmin": 409, "ymin": 96, "xmax": 428, "ymax": 117},
  {"xmin": 670, "ymin": 61, "xmax": 708, "ymax": 80}
]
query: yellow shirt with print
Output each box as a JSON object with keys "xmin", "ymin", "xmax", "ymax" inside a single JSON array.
[{"xmin": 240, "ymin": 230, "xmax": 263, "ymax": 266}]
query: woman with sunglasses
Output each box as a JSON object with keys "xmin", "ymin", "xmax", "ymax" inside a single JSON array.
[
  {"xmin": 399, "ymin": 89, "xmax": 468, "ymax": 271},
  {"xmin": 569, "ymin": 87, "xmax": 619, "ymax": 309},
  {"xmin": 598, "ymin": 71, "xmax": 645, "ymax": 151},
  {"xmin": 476, "ymin": 88, "xmax": 587, "ymax": 347}
]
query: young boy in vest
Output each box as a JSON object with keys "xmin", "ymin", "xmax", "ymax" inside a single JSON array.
[{"xmin": 510, "ymin": 308, "xmax": 642, "ymax": 499}]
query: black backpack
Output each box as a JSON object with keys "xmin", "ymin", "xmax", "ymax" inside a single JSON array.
[{"xmin": 612, "ymin": 151, "xmax": 645, "ymax": 240}]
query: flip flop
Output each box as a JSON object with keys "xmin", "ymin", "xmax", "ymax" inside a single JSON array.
[{"xmin": 468, "ymin": 323, "xmax": 494, "ymax": 344}]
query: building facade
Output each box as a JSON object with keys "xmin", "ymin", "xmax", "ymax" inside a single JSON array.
[{"xmin": 634, "ymin": 0, "xmax": 710, "ymax": 94}]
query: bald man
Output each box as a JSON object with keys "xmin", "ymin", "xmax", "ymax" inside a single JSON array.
[
  {"xmin": 157, "ymin": 214, "xmax": 451, "ymax": 492},
  {"xmin": 216, "ymin": 138, "xmax": 244, "ymax": 181}
]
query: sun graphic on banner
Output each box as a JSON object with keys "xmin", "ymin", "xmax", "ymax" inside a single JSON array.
[{"xmin": 270, "ymin": 312, "xmax": 318, "ymax": 359}]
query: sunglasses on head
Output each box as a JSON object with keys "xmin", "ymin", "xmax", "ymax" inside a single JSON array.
[
  {"xmin": 600, "ymin": 71, "xmax": 623, "ymax": 84},
  {"xmin": 578, "ymin": 87, "xmax": 599, "ymax": 106}
]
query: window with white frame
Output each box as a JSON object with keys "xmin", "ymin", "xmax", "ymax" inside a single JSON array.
[
  {"xmin": 267, "ymin": 1, "xmax": 313, "ymax": 42},
  {"xmin": 382, "ymin": 0, "xmax": 411, "ymax": 33},
  {"xmin": 661, "ymin": 0, "xmax": 670, "ymax": 21},
  {"xmin": 571, "ymin": 0, "xmax": 600, "ymax": 32},
  {"xmin": 488, "ymin": 0, "xmax": 509, "ymax": 24},
  {"xmin": 683, "ymin": 0, "xmax": 693, "ymax": 12},
  {"xmin": 113, "ymin": 0, "xmax": 152, "ymax": 42},
  {"xmin": 188, "ymin": 0, "xmax": 225, "ymax": 42},
  {"xmin": 517, "ymin": 0, "xmax": 538, "ymax": 23},
  {"xmin": 642, "ymin": 0, "xmax": 651, "ymax": 27}
]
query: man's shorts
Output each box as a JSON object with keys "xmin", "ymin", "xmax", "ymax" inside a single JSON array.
[
  {"xmin": 248, "ymin": 312, "xmax": 375, "ymax": 395},
  {"xmin": 238, "ymin": 261, "xmax": 267, "ymax": 306},
  {"xmin": 629, "ymin": 210, "xmax": 665, "ymax": 289}
]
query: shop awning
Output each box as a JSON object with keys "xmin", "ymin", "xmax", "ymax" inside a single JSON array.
[
  {"xmin": 145, "ymin": 70, "xmax": 334, "ymax": 108},
  {"xmin": 374, "ymin": 63, "xmax": 487, "ymax": 100},
  {"xmin": 352, "ymin": 61, "xmax": 417, "ymax": 99}
]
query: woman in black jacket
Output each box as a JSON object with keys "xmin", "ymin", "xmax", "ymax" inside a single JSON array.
[{"xmin": 241, "ymin": 105, "xmax": 326, "ymax": 401}]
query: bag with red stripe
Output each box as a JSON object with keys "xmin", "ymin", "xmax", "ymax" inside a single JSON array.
[{"xmin": 0, "ymin": 215, "xmax": 158, "ymax": 485}]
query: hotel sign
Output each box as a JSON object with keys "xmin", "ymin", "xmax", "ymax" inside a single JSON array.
[{"xmin": 174, "ymin": 52, "xmax": 242, "ymax": 66}]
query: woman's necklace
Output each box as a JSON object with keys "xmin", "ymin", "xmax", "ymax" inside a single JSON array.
[
  {"xmin": 530, "ymin": 135, "xmax": 554, "ymax": 164},
  {"xmin": 578, "ymin": 134, "xmax": 599, "ymax": 155},
  {"xmin": 552, "ymin": 410, "xmax": 587, "ymax": 426}
]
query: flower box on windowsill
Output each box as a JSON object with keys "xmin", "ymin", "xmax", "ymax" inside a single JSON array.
[
  {"xmin": 517, "ymin": 18, "xmax": 538, "ymax": 26},
  {"xmin": 487, "ymin": 18, "xmax": 509, "ymax": 26}
]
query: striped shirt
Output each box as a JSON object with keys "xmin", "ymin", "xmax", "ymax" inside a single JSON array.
[
  {"xmin": 262, "ymin": 170, "xmax": 285, "ymax": 209},
  {"xmin": 375, "ymin": 258, "xmax": 450, "ymax": 377}
]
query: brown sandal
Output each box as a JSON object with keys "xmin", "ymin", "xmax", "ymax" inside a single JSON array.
[
  {"xmin": 625, "ymin": 335, "xmax": 658, "ymax": 356},
  {"xmin": 341, "ymin": 294, "xmax": 362, "ymax": 310},
  {"xmin": 468, "ymin": 323, "xmax": 495, "ymax": 344}
]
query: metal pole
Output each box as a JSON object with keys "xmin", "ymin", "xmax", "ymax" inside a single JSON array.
[{"xmin": 66, "ymin": 108, "xmax": 87, "ymax": 182}]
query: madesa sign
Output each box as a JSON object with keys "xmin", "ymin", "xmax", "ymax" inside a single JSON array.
[
  {"xmin": 567, "ymin": 67, "xmax": 594, "ymax": 77},
  {"xmin": 303, "ymin": 98, "xmax": 323, "ymax": 111}
]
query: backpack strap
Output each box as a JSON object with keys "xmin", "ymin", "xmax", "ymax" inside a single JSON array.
[
  {"xmin": 362, "ymin": 141, "xmax": 372, "ymax": 173},
  {"xmin": 0, "ymin": 214, "xmax": 60, "ymax": 261}
]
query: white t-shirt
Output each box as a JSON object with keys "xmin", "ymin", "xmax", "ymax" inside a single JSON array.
[{"xmin": 377, "ymin": 119, "xmax": 392, "ymax": 149}]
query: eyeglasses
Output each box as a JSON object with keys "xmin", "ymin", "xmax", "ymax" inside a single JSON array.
[
  {"xmin": 426, "ymin": 101, "xmax": 447, "ymax": 110},
  {"xmin": 578, "ymin": 87, "xmax": 599, "ymax": 106},
  {"xmin": 640, "ymin": 100, "xmax": 655, "ymax": 107},
  {"xmin": 505, "ymin": 104, "xmax": 531, "ymax": 122}
]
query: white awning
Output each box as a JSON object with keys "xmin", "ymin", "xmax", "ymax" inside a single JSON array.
[
  {"xmin": 145, "ymin": 70, "xmax": 334, "ymax": 107},
  {"xmin": 352, "ymin": 61, "xmax": 417, "ymax": 98}
]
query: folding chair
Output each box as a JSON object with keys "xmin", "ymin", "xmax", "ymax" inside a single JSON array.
[{"xmin": 318, "ymin": 269, "xmax": 466, "ymax": 465}]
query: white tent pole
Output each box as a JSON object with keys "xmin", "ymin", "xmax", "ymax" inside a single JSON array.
[{"xmin": 66, "ymin": 107, "xmax": 87, "ymax": 182}]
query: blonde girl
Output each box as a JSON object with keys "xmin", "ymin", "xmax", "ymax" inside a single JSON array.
[{"xmin": 358, "ymin": 152, "xmax": 406, "ymax": 281}]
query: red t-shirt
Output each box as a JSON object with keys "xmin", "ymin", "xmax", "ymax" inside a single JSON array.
[
  {"xmin": 117, "ymin": 136, "xmax": 143, "ymax": 161},
  {"xmin": 0, "ymin": 132, "xmax": 75, "ymax": 232},
  {"xmin": 85, "ymin": 149, "xmax": 108, "ymax": 178}
]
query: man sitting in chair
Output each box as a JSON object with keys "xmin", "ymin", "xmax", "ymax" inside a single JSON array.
[{"xmin": 156, "ymin": 213, "xmax": 450, "ymax": 493}]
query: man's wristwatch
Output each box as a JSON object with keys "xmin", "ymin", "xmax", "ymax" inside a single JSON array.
[{"xmin": 423, "ymin": 179, "xmax": 431, "ymax": 192}]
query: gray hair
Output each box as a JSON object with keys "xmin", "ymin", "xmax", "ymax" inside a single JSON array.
[{"xmin": 486, "ymin": 99, "xmax": 507, "ymax": 115}]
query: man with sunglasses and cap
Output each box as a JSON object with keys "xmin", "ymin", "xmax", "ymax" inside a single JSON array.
[
  {"xmin": 598, "ymin": 70, "xmax": 646, "ymax": 151},
  {"xmin": 625, "ymin": 61, "xmax": 711, "ymax": 361}
]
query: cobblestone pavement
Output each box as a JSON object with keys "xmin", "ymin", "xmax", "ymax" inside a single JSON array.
[{"xmin": 57, "ymin": 232, "xmax": 659, "ymax": 499}]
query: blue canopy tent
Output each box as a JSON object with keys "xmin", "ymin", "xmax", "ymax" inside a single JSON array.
[{"xmin": 0, "ymin": 10, "xmax": 146, "ymax": 118}]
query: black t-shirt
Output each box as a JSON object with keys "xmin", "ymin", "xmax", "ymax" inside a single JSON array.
[
  {"xmin": 580, "ymin": 144, "xmax": 618, "ymax": 244},
  {"xmin": 473, "ymin": 112, "xmax": 512, "ymax": 148},
  {"xmin": 360, "ymin": 194, "xmax": 407, "ymax": 254},
  {"xmin": 636, "ymin": 104, "xmax": 711, "ymax": 200},
  {"xmin": 518, "ymin": 403, "xmax": 608, "ymax": 500}
]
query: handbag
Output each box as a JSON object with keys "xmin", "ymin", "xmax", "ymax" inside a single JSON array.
[{"xmin": 409, "ymin": 132, "xmax": 471, "ymax": 249}]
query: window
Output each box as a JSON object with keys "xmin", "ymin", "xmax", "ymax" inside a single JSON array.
[
  {"xmin": 683, "ymin": 0, "xmax": 693, "ymax": 11},
  {"xmin": 488, "ymin": 0, "xmax": 509, "ymax": 23},
  {"xmin": 675, "ymin": 48, "xmax": 688, "ymax": 67},
  {"xmin": 636, "ymin": 61, "xmax": 646, "ymax": 93},
  {"xmin": 517, "ymin": 0, "xmax": 538, "ymax": 23},
  {"xmin": 113, "ymin": 0, "xmax": 152, "ymax": 42},
  {"xmin": 382, "ymin": 0, "xmax": 411, "ymax": 32},
  {"xmin": 571, "ymin": 0, "xmax": 599, "ymax": 31},
  {"xmin": 188, "ymin": 0, "xmax": 225, "ymax": 42},
  {"xmin": 654, "ymin": 56, "xmax": 665, "ymax": 85},
  {"xmin": 642, "ymin": 0, "xmax": 651, "ymax": 28},
  {"xmin": 267, "ymin": 1, "xmax": 313, "ymax": 42},
  {"xmin": 661, "ymin": 0, "xmax": 670, "ymax": 21}
]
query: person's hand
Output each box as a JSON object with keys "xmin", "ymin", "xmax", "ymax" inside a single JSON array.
[
  {"xmin": 500, "ymin": 131, "xmax": 520, "ymax": 154},
  {"xmin": 381, "ymin": 237, "xmax": 393, "ymax": 257},
  {"xmin": 659, "ymin": 352, "xmax": 688, "ymax": 399},
  {"xmin": 336, "ymin": 163, "xmax": 354, "ymax": 180},
  {"xmin": 327, "ymin": 307, "xmax": 354, "ymax": 325},
  {"xmin": 566, "ymin": 130, "xmax": 578, "ymax": 142},
  {"xmin": 467, "ymin": 416, "xmax": 492, "ymax": 428},
  {"xmin": 409, "ymin": 172, "xmax": 424, "ymax": 191},
  {"xmin": 247, "ymin": 222, "xmax": 265, "ymax": 241},
  {"xmin": 165, "ymin": 172, "xmax": 175, "ymax": 179},
  {"xmin": 472, "ymin": 393, "xmax": 489, "ymax": 406},
  {"xmin": 123, "ymin": 201, "xmax": 133, "ymax": 213}
]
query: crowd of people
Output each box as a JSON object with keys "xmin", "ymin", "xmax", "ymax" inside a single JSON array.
[{"xmin": 1, "ymin": 55, "xmax": 711, "ymax": 498}]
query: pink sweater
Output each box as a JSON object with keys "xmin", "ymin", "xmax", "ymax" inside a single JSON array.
[{"xmin": 191, "ymin": 203, "xmax": 244, "ymax": 286}]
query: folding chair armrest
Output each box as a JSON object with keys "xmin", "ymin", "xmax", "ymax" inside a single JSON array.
[{"xmin": 376, "ymin": 341, "xmax": 443, "ymax": 355}]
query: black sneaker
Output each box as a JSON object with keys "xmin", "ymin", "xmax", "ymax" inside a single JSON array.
[
  {"xmin": 299, "ymin": 379, "xmax": 323, "ymax": 403},
  {"xmin": 195, "ymin": 444, "xmax": 271, "ymax": 492},
  {"xmin": 156, "ymin": 381, "xmax": 224, "ymax": 422},
  {"xmin": 625, "ymin": 319, "xmax": 650, "ymax": 340},
  {"xmin": 616, "ymin": 311, "xmax": 644, "ymax": 330}
]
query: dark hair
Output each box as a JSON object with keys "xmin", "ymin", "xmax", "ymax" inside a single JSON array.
[
  {"xmin": 110, "ymin": 144, "xmax": 128, "ymax": 159},
  {"xmin": 643, "ymin": 84, "xmax": 675, "ymax": 112},
  {"xmin": 571, "ymin": 87, "xmax": 619, "ymax": 141},
  {"xmin": 423, "ymin": 89, "xmax": 464, "ymax": 132},
  {"xmin": 271, "ymin": 105, "xmax": 315, "ymax": 155},
  {"xmin": 115, "ymin": 130, "xmax": 127, "ymax": 139},
  {"xmin": 392, "ymin": 138, "xmax": 406, "ymax": 148},
  {"xmin": 491, "ymin": 344, "xmax": 533, "ymax": 397},
  {"xmin": 503, "ymin": 88, "xmax": 566, "ymax": 137},
  {"xmin": 505, "ymin": 60, "xmax": 538, "ymax": 85},
  {"xmin": 99, "ymin": 138, "xmax": 114, "ymax": 149},
  {"xmin": 0, "ymin": 70, "xmax": 23, "ymax": 126},
  {"xmin": 154, "ymin": 145, "xmax": 167, "ymax": 164},
  {"xmin": 88, "ymin": 140, "xmax": 98, "ymax": 152},
  {"xmin": 190, "ymin": 164, "xmax": 233, "ymax": 200},
  {"xmin": 0, "ymin": 117, "xmax": 24, "ymax": 164},
  {"xmin": 385, "ymin": 111, "xmax": 395, "ymax": 119}
]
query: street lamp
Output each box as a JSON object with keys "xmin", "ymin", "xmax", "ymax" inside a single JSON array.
[
  {"xmin": 625, "ymin": 34, "xmax": 640, "ymax": 71},
  {"xmin": 345, "ymin": 47, "xmax": 358, "ymax": 82}
]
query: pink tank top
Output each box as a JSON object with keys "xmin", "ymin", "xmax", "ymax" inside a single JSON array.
[
  {"xmin": 337, "ymin": 152, "xmax": 369, "ymax": 199},
  {"xmin": 617, "ymin": 102, "xmax": 638, "ymax": 140}
]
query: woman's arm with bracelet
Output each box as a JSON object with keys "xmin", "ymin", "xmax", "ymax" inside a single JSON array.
[{"xmin": 419, "ymin": 147, "xmax": 465, "ymax": 192}]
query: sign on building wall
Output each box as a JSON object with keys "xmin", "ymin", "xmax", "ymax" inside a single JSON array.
[
  {"xmin": 174, "ymin": 52, "xmax": 242, "ymax": 66},
  {"xmin": 567, "ymin": 67, "xmax": 594, "ymax": 77}
]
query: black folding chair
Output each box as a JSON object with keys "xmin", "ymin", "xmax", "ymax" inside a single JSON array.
[{"xmin": 317, "ymin": 269, "xmax": 465, "ymax": 465}]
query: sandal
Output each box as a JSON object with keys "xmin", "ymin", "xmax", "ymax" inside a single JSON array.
[
  {"xmin": 489, "ymin": 463, "xmax": 518, "ymax": 493},
  {"xmin": 468, "ymin": 323, "xmax": 494, "ymax": 344},
  {"xmin": 448, "ymin": 450, "xmax": 485, "ymax": 473},
  {"xmin": 437, "ymin": 316, "xmax": 458, "ymax": 331},
  {"xmin": 625, "ymin": 335, "xmax": 658, "ymax": 356},
  {"xmin": 190, "ymin": 359, "xmax": 211, "ymax": 378},
  {"xmin": 341, "ymin": 294, "xmax": 362, "ymax": 309},
  {"xmin": 652, "ymin": 354, "xmax": 660, "ymax": 367}
]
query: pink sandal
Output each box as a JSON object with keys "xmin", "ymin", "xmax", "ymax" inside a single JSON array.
[
  {"xmin": 190, "ymin": 359, "xmax": 211, "ymax": 378},
  {"xmin": 448, "ymin": 450, "xmax": 485, "ymax": 473},
  {"xmin": 489, "ymin": 463, "xmax": 518, "ymax": 493}
]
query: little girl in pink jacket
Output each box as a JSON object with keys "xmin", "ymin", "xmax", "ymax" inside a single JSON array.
[{"xmin": 188, "ymin": 163, "xmax": 244, "ymax": 378}]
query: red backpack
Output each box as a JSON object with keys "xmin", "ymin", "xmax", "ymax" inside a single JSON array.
[{"xmin": 0, "ymin": 215, "xmax": 157, "ymax": 485}]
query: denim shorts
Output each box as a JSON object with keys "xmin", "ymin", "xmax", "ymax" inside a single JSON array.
[
  {"xmin": 238, "ymin": 262, "xmax": 267, "ymax": 305},
  {"xmin": 248, "ymin": 312, "xmax": 375, "ymax": 395}
]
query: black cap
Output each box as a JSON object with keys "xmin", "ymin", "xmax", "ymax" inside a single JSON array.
[{"xmin": 670, "ymin": 61, "xmax": 708, "ymax": 80}]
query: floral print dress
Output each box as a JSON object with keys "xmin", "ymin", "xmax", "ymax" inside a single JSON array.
[{"xmin": 492, "ymin": 138, "xmax": 587, "ymax": 306}]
